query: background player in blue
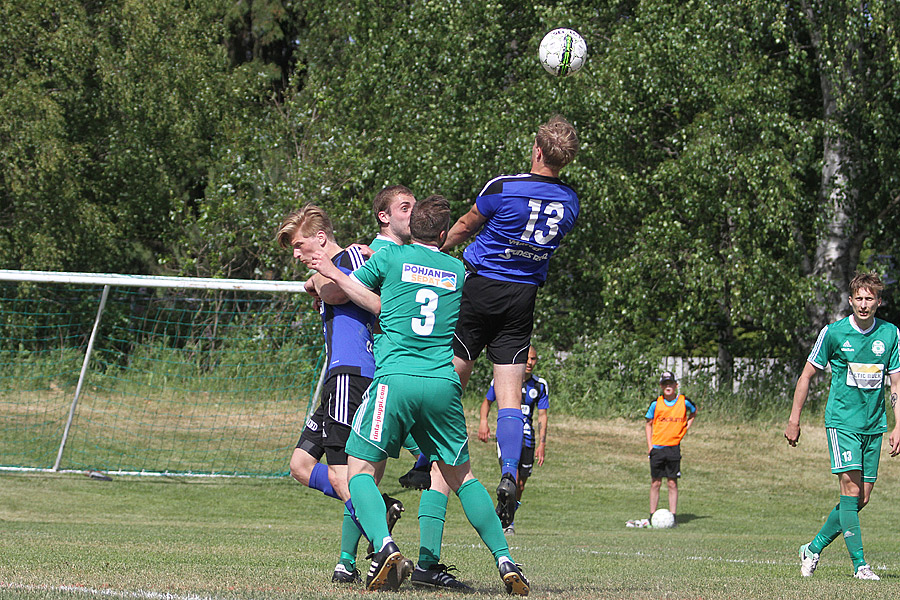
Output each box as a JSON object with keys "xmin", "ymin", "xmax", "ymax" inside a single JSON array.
[
  {"xmin": 306, "ymin": 196, "xmax": 529, "ymax": 595},
  {"xmin": 442, "ymin": 115, "xmax": 579, "ymax": 528},
  {"xmin": 276, "ymin": 204, "xmax": 400, "ymax": 584},
  {"xmin": 786, "ymin": 271, "xmax": 900, "ymax": 580},
  {"xmin": 478, "ymin": 345, "xmax": 549, "ymax": 534}
]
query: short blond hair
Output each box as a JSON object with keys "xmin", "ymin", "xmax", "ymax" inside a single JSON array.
[
  {"xmin": 536, "ymin": 115, "xmax": 579, "ymax": 170},
  {"xmin": 849, "ymin": 271, "xmax": 885, "ymax": 298},
  {"xmin": 276, "ymin": 204, "xmax": 334, "ymax": 249}
]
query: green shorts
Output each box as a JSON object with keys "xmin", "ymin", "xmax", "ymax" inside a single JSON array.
[
  {"xmin": 347, "ymin": 373, "xmax": 469, "ymax": 466},
  {"xmin": 826, "ymin": 427, "xmax": 883, "ymax": 482}
]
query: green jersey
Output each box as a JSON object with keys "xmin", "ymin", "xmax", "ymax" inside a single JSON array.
[
  {"xmin": 350, "ymin": 242, "xmax": 465, "ymax": 381},
  {"xmin": 809, "ymin": 316, "xmax": 900, "ymax": 434},
  {"xmin": 368, "ymin": 234, "xmax": 397, "ymax": 253}
]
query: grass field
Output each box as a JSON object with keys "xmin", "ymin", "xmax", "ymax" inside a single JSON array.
[{"xmin": 4, "ymin": 413, "xmax": 900, "ymax": 599}]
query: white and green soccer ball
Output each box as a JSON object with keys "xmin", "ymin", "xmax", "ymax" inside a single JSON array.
[
  {"xmin": 651, "ymin": 508, "xmax": 675, "ymax": 529},
  {"xmin": 538, "ymin": 28, "xmax": 587, "ymax": 77}
]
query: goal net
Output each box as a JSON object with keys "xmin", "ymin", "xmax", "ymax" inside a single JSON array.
[{"xmin": 0, "ymin": 270, "xmax": 323, "ymax": 478}]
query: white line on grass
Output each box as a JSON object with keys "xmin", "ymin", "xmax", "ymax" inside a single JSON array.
[{"xmin": 0, "ymin": 582, "xmax": 216, "ymax": 600}]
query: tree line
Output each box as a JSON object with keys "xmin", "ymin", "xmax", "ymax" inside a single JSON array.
[{"xmin": 3, "ymin": 0, "xmax": 900, "ymax": 391}]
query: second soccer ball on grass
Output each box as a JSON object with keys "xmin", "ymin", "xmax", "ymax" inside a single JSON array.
[{"xmin": 651, "ymin": 508, "xmax": 675, "ymax": 529}]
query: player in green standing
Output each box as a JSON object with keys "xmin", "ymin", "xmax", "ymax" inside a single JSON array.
[
  {"xmin": 306, "ymin": 195, "xmax": 529, "ymax": 594},
  {"xmin": 785, "ymin": 271, "xmax": 900, "ymax": 580},
  {"xmin": 367, "ymin": 185, "xmax": 467, "ymax": 589}
]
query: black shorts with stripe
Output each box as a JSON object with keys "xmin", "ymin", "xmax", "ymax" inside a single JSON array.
[
  {"xmin": 296, "ymin": 373, "xmax": 371, "ymax": 466},
  {"xmin": 453, "ymin": 273, "xmax": 538, "ymax": 365}
]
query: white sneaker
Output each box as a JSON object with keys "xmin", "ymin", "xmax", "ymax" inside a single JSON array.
[
  {"xmin": 626, "ymin": 518, "xmax": 651, "ymax": 528},
  {"xmin": 504, "ymin": 523, "xmax": 515, "ymax": 535},
  {"xmin": 799, "ymin": 543, "xmax": 819, "ymax": 577},
  {"xmin": 854, "ymin": 564, "xmax": 880, "ymax": 580}
]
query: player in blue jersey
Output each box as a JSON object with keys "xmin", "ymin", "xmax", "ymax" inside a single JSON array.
[
  {"xmin": 306, "ymin": 196, "xmax": 529, "ymax": 595},
  {"xmin": 478, "ymin": 345, "xmax": 549, "ymax": 534},
  {"xmin": 277, "ymin": 204, "xmax": 401, "ymax": 584},
  {"xmin": 786, "ymin": 272, "xmax": 900, "ymax": 580},
  {"xmin": 442, "ymin": 115, "xmax": 579, "ymax": 528}
]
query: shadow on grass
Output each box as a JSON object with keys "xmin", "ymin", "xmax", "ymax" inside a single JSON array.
[{"xmin": 675, "ymin": 512, "xmax": 708, "ymax": 525}]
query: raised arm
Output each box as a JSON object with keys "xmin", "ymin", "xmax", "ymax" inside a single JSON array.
[
  {"xmin": 441, "ymin": 204, "xmax": 487, "ymax": 252},
  {"xmin": 785, "ymin": 361, "xmax": 819, "ymax": 447}
]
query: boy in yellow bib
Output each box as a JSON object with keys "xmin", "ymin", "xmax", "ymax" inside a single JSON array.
[{"xmin": 628, "ymin": 371, "xmax": 697, "ymax": 528}]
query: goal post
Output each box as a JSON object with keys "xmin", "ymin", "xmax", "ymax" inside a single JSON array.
[{"xmin": 0, "ymin": 269, "xmax": 324, "ymax": 478}]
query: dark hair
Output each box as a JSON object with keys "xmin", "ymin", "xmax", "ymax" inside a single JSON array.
[
  {"xmin": 372, "ymin": 185, "xmax": 415, "ymax": 227},
  {"xmin": 410, "ymin": 195, "xmax": 451, "ymax": 244}
]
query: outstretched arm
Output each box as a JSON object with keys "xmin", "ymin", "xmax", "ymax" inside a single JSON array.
[
  {"xmin": 785, "ymin": 362, "xmax": 818, "ymax": 447},
  {"xmin": 441, "ymin": 204, "xmax": 487, "ymax": 252},
  {"xmin": 305, "ymin": 249, "xmax": 381, "ymax": 315}
]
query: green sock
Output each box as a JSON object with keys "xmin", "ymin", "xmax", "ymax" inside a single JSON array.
[
  {"xmin": 456, "ymin": 478, "xmax": 510, "ymax": 564},
  {"xmin": 810, "ymin": 503, "xmax": 842, "ymax": 555},
  {"xmin": 839, "ymin": 495, "xmax": 865, "ymax": 570},
  {"xmin": 348, "ymin": 473, "xmax": 390, "ymax": 550},
  {"xmin": 418, "ymin": 489, "xmax": 448, "ymax": 569},
  {"xmin": 339, "ymin": 505, "xmax": 363, "ymax": 569}
]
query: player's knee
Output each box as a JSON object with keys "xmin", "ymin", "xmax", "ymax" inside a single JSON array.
[{"xmin": 289, "ymin": 460, "xmax": 311, "ymax": 486}]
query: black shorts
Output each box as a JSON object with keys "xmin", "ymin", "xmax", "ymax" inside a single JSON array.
[
  {"xmin": 453, "ymin": 274, "xmax": 537, "ymax": 365},
  {"xmin": 649, "ymin": 445, "xmax": 682, "ymax": 480},
  {"xmin": 495, "ymin": 443, "xmax": 535, "ymax": 479},
  {"xmin": 296, "ymin": 373, "xmax": 370, "ymax": 465}
]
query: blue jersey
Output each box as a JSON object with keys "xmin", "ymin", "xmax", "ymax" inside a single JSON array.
[
  {"xmin": 486, "ymin": 374, "xmax": 549, "ymax": 447},
  {"xmin": 463, "ymin": 173, "xmax": 579, "ymax": 285},
  {"xmin": 321, "ymin": 247, "xmax": 376, "ymax": 378}
]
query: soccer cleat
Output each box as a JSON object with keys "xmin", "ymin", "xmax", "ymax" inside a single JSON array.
[
  {"xmin": 411, "ymin": 563, "xmax": 474, "ymax": 592},
  {"xmin": 384, "ymin": 493, "xmax": 404, "ymax": 533},
  {"xmin": 366, "ymin": 494, "xmax": 404, "ymax": 556},
  {"xmin": 399, "ymin": 463, "xmax": 432, "ymax": 489},
  {"xmin": 499, "ymin": 560, "xmax": 529, "ymax": 596},
  {"xmin": 626, "ymin": 518, "xmax": 651, "ymax": 528},
  {"xmin": 332, "ymin": 563, "xmax": 361, "ymax": 583},
  {"xmin": 798, "ymin": 543, "xmax": 819, "ymax": 577},
  {"xmin": 365, "ymin": 541, "xmax": 410, "ymax": 591},
  {"xmin": 496, "ymin": 473, "xmax": 518, "ymax": 529},
  {"xmin": 504, "ymin": 523, "xmax": 515, "ymax": 535},
  {"xmin": 854, "ymin": 564, "xmax": 880, "ymax": 580}
]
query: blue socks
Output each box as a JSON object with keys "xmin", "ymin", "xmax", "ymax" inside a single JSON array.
[
  {"xmin": 496, "ymin": 408, "xmax": 524, "ymax": 477},
  {"xmin": 308, "ymin": 462, "xmax": 340, "ymax": 499}
]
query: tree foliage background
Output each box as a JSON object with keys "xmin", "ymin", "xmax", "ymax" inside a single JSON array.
[{"xmin": 3, "ymin": 0, "xmax": 900, "ymax": 412}]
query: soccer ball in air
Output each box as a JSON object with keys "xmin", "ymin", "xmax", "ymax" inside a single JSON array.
[
  {"xmin": 539, "ymin": 28, "xmax": 587, "ymax": 77},
  {"xmin": 651, "ymin": 508, "xmax": 675, "ymax": 529}
]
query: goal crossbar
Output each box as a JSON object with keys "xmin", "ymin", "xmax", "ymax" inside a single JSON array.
[{"xmin": 0, "ymin": 269, "xmax": 308, "ymax": 293}]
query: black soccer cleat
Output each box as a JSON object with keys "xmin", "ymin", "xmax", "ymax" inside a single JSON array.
[
  {"xmin": 367, "ymin": 494, "xmax": 405, "ymax": 556},
  {"xmin": 366, "ymin": 541, "xmax": 410, "ymax": 591},
  {"xmin": 331, "ymin": 564, "xmax": 361, "ymax": 584},
  {"xmin": 384, "ymin": 493, "xmax": 404, "ymax": 534},
  {"xmin": 495, "ymin": 473, "xmax": 518, "ymax": 529},
  {"xmin": 398, "ymin": 463, "xmax": 432, "ymax": 489},
  {"xmin": 411, "ymin": 563, "xmax": 474, "ymax": 592},
  {"xmin": 499, "ymin": 560, "xmax": 529, "ymax": 596}
]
